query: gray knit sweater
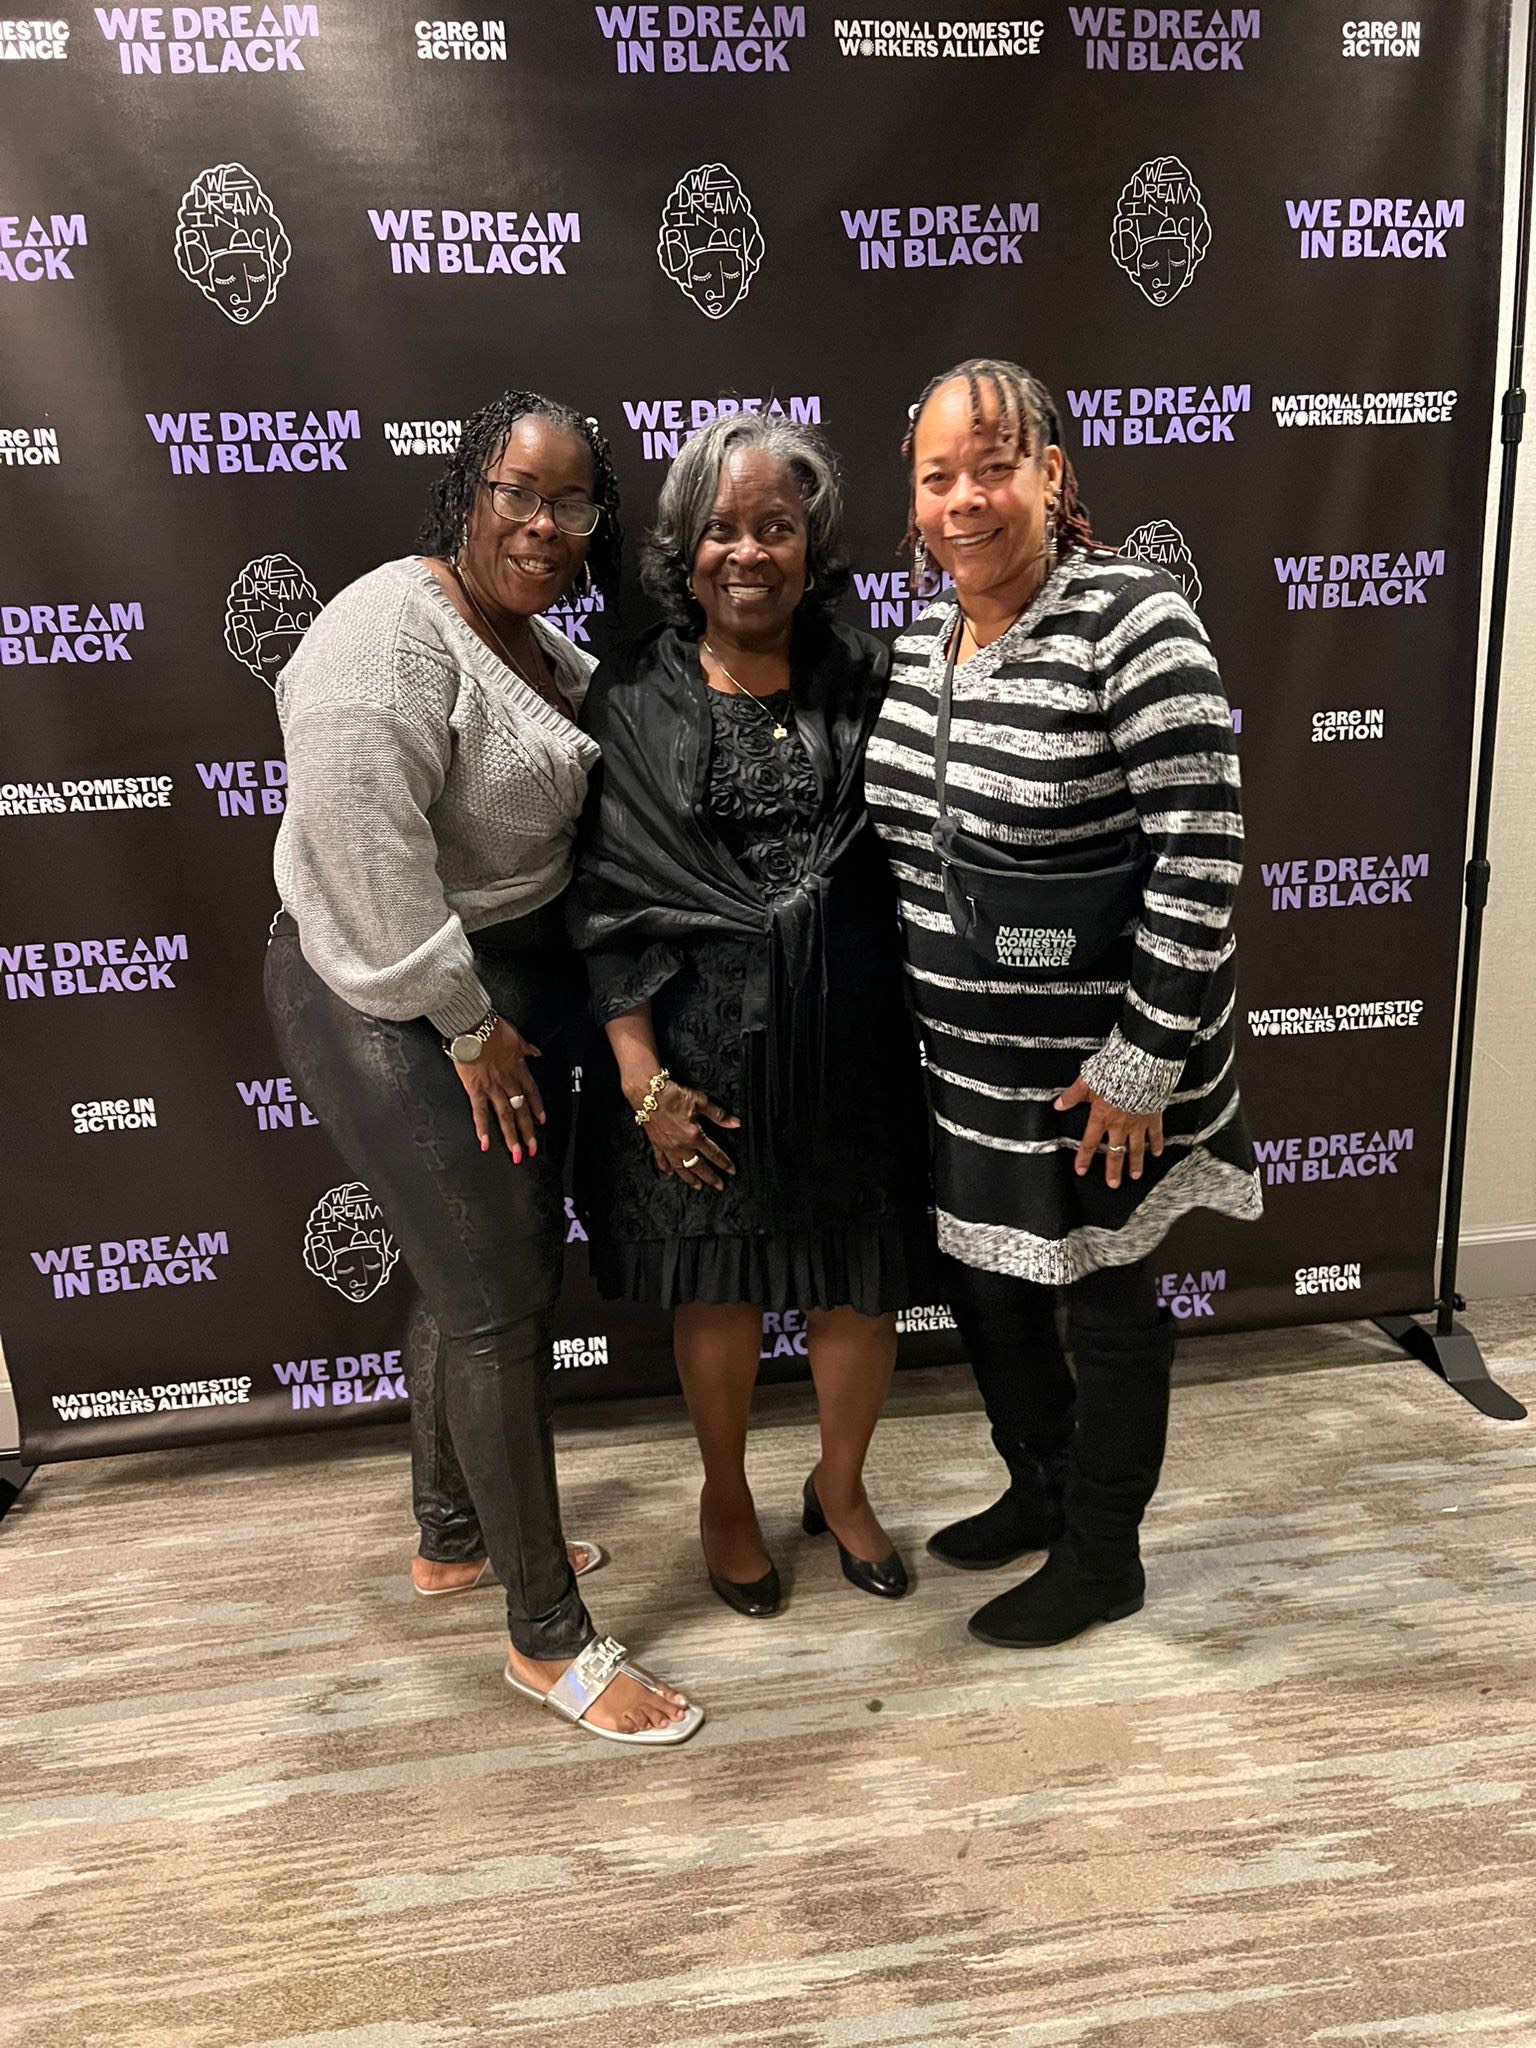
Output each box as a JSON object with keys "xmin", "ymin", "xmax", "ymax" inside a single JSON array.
[{"xmin": 272, "ymin": 557, "xmax": 598, "ymax": 1035}]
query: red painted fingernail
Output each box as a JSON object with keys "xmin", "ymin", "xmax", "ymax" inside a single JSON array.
[
  {"xmin": 512, "ymin": 1146, "xmax": 523, "ymax": 1165},
  {"xmin": 529, "ymin": 1139, "xmax": 538, "ymax": 1158},
  {"xmin": 480, "ymin": 1136, "xmax": 490, "ymax": 1153}
]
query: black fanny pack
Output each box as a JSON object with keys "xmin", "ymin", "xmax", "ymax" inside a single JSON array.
[{"xmin": 933, "ymin": 615, "xmax": 1150, "ymax": 973}]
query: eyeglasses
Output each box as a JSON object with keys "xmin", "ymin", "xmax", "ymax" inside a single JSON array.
[{"xmin": 480, "ymin": 477, "xmax": 601, "ymax": 537}]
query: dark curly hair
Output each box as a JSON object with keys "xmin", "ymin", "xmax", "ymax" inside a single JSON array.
[
  {"xmin": 900, "ymin": 358, "xmax": 1105, "ymax": 579},
  {"xmin": 417, "ymin": 390, "xmax": 623, "ymax": 596},
  {"xmin": 642, "ymin": 412, "xmax": 851, "ymax": 631}
]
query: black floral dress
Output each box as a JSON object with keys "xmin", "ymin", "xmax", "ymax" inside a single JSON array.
[{"xmin": 576, "ymin": 686, "xmax": 936, "ymax": 1311}]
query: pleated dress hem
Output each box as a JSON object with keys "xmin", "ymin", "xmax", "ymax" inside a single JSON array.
[{"xmin": 588, "ymin": 1210, "xmax": 940, "ymax": 1314}]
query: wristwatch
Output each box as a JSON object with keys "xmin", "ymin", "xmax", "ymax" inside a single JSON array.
[{"xmin": 443, "ymin": 1012, "xmax": 498, "ymax": 1063}]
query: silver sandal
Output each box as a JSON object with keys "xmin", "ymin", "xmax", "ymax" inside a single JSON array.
[
  {"xmin": 504, "ymin": 1635, "xmax": 705, "ymax": 1747},
  {"xmin": 412, "ymin": 1540, "xmax": 605, "ymax": 1597}
]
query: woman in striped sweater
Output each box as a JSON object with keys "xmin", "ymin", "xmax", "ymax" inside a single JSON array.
[{"xmin": 865, "ymin": 359, "xmax": 1262, "ymax": 1649}]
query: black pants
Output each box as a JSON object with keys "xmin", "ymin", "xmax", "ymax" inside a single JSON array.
[
  {"xmin": 264, "ymin": 907, "xmax": 592, "ymax": 1659},
  {"xmin": 944, "ymin": 1256, "xmax": 1175, "ymax": 1563},
  {"xmin": 403, "ymin": 1294, "xmax": 488, "ymax": 1564}
]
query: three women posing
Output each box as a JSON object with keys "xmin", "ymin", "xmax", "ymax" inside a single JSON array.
[{"xmin": 267, "ymin": 362, "xmax": 1259, "ymax": 1748}]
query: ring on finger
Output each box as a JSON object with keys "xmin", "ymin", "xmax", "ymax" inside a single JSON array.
[
  {"xmin": 508, "ymin": 1093, "xmax": 526, "ymax": 1110},
  {"xmin": 1106, "ymin": 1142, "xmax": 1128, "ymax": 1154},
  {"xmin": 680, "ymin": 1153, "xmax": 701, "ymax": 1168}
]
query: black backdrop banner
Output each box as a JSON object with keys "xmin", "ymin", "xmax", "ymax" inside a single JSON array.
[{"xmin": 0, "ymin": 5, "xmax": 1508, "ymax": 1461}]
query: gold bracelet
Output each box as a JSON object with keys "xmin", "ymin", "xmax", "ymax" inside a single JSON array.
[{"xmin": 632, "ymin": 1068, "xmax": 671, "ymax": 1127}]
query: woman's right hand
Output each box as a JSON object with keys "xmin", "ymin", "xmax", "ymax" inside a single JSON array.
[
  {"xmin": 635, "ymin": 1079, "xmax": 740, "ymax": 1192},
  {"xmin": 454, "ymin": 1017, "xmax": 545, "ymax": 1162}
]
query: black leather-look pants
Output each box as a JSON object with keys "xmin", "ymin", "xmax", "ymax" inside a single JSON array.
[
  {"xmin": 264, "ymin": 906, "xmax": 593, "ymax": 1659},
  {"xmin": 403, "ymin": 1293, "xmax": 487, "ymax": 1564}
]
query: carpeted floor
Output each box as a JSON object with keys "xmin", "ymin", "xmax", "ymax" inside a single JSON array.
[{"xmin": 5, "ymin": 1306, "xmax": 1536, "ymax": 2048}]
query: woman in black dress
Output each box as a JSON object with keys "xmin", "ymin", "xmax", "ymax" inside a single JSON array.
[{"xmin": 569, "ymin": 415, "xmax": 935, "ymax": 1616}]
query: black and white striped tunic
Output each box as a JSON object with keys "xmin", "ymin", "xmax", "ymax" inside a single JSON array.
[{"xmin": 865, "ymin": 552, "xmax": 1262, "ymax": 1286}]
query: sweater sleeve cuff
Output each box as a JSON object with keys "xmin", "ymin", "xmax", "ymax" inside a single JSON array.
[
  {"xmin": 1079, "ymin": 1027, "xmax": 1185, "ymax": 1115},
  {"xmin": 427, "ymin": 973, "xmax": 497, "ymax": 1039}
]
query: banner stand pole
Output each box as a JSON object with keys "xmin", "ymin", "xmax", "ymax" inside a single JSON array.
[
  {"xmin": 0, "ymin": 1458, "xmax": 36, "ymax": 1524},
  {"xmin": 1373, "ymin": 8, "xmax": 1534, "ymax": 1424}
]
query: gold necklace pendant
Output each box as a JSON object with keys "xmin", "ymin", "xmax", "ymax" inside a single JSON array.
[{"xmin": 702, "ymin": 640, "xmax": 789, "ymax": 741}]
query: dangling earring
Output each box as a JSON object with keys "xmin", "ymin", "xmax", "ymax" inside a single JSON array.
[
  {"xmin": 577, "ymin": 561, "xmax": 595, "ymax": 602},
  {"xmin": 912, "ymin": 537, "xmax": 931, "ymax": 595},
  {"xmin": 1045, "ymin": 495, "xmax": 1059, "ymax": 560}
]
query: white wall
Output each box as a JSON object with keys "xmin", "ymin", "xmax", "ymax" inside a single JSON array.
[
  {"xmin": 1458, "ymin": 0, "xmax": 1536, "ymax": 1300},
  {"xmin": 0, "ymin": 1336, "xmax": 13, "ymax": 1459}
]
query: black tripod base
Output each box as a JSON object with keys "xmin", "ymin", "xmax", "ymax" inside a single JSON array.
[
  {"xmin": 1375, "ymin": 1315, "xmax": 1527, "ymax": 1422},
  {"xmin": 0, "ymin": 1457, "xmax": 36, "ymax": 1521}
]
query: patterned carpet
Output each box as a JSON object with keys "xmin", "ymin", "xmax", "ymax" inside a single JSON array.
[{"xmin": 5, "ymin": 1305, "xmax": 1536, "ymax": 2048}]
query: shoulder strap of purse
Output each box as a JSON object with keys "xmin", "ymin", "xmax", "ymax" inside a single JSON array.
[{"xmin": 934, "ymin": 608, "xmax": 961, "ymax": 823}]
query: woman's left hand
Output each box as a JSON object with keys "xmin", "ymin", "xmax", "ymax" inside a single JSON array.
[{"xmin": 1054, "ymin": 1076, "xmax": 1164, "ymax": 1188}]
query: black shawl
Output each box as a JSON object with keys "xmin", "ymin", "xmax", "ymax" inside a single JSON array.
[{"xmin": 567, "ymin": 618, "xmax": 892, "ymax": 1172}]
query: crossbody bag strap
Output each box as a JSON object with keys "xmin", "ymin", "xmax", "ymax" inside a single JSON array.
[{"xmin": 934, "ymin": 608, "xmax": 961, "ymax": 823}]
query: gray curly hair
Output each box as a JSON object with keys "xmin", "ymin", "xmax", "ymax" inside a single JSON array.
[{"xmin": 642, "ymin": 411, "xmax": 851, "ymax": 630}]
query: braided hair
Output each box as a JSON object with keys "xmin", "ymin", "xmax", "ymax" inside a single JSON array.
[
  {"xmin": 417, "ymin": 389, "xmax": 623, "ymax": 596},
  {"xmin": 899, "ymin": 358, "xmax": 1104, "ymax": 570}
]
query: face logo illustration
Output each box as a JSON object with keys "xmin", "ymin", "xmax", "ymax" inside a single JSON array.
[
  {"xmin": 303, "ymin": 1183, "xmax": 400, "ymax": 1303},
  {"xmin": 222, "ymin": 552, "xmax": 319, "ymax": 679},
  {"xmin": 658, "ymin": 164, "xmax": 763, "ymax": 319},
  {"xmin": 224, "ymin": 554, "xmax": 319, "ymax": 684},
  {"xmin": 1121, "ymin": 519, "xmax": 1203, "ymax": 605},
  {"xmin": 1111, "ymin": 156, "xmax": 1210, "ymax": 306},
  {"xmin": 175, "ymin": 163, "xmax": 291, "ymax": 324}
]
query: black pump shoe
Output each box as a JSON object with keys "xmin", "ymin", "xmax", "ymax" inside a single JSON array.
[
  {"xmin": 706, "ymin": 1563, "xmax": 782, "ymax": 1618},
  {"xmin": 801, "ymin": 1475, "xmax": 909, "ymax": 1599}
]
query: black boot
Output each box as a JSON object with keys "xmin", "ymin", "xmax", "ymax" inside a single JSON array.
[
  {"xmin": 968, "ymin": 1271, "xmax": 1172, "ymax": 1648},
  {"xmin": 937, "ymin": 1260, "xmax": 1077, "ymax": 1569},
  {"xmin": 927, "ymin": 1448, "xmax": 1067, "ymax": 1570},
  {"xmin": 967, "ymin": 1537, "xmax": 1145, "ymax": 1646}
]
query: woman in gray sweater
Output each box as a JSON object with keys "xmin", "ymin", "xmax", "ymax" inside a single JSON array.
[{"xmin": 264, "ymin": 391, "xmax": 702, "ymax": 1747}]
